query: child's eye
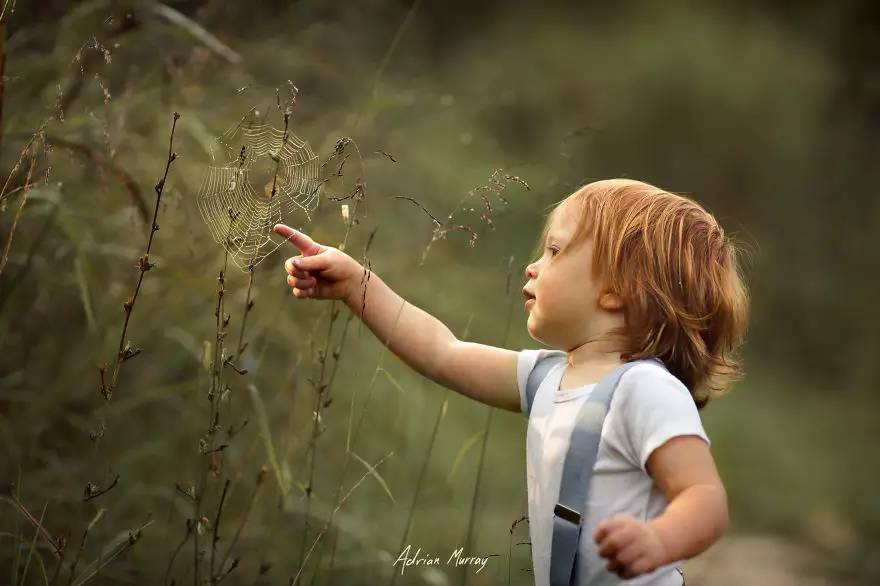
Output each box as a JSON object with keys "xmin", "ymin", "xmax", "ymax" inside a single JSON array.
[{"xmin": 547, "ymin": 246, "xmax": 560, "ymax": 257}]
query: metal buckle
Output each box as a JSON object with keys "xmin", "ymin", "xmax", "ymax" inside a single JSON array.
[{"xmin": 554, "ymin": 503, "xmax": 581, "ymax": 525}]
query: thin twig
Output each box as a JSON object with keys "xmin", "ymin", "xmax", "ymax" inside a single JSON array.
[
  {"xmin": 0, "ymin": 197, "xmax": 57, "ymax": 310},
  {"xmin": 100, "ymin": 111, "xmax": 179, "ymax": 401},
  {"xmin": 164, "ymin": 519, "xmax": 193, "ymax": 586},
  {"xmin": 18, "ymin": 500, "xmax": 48, "ymax": 586},
  {"xmin": 69, "ymin": 518, "xmax": 153, "ymax": 586},
  {"xmin": 209, "ymin": 479, "xmax": 229, "ymax": 578},
  {"xmin": 0, "ymin": 120, "xmax": 46, "ymax": 204},
  {"xmin": 292, "ymin": 452, "xmax": 393, "ymax": 585},
  {"xmin": 0, "ymin": 0, "xmax": 16, "ymax": 26},
  {"xmin": 46, "ymin": 136, "xmax": 148, "ymax": 221},
  {"xmin": 4, "ymin": 488, "xmax": 63, "ymax": 557},
  {"xmin": 389, "ymin": 386, "xmax": 447, "ymax": 586},
  {"xmin": 461, "ymin": 256, "xmax": 518, "ymax": 585},
  {"xmin": 82, "ymin": 474, "xmax": 120, "ymax": 502},
  {"xmin": 194, "ymin": 208, "xmax": 237, "ymax": 586},
  {"xmin": 0, "ymin": 147, "xmax": 35, "ymax": 282},
  {"xmin": 507, "ymin": 516, "xmax": 528, "ymax": 585},
  {"xmin": 149, "ymin": 2, "xmax": 241, "ymax": 64},
  {"xmin": 215, "ymin": 467, "xmax": 267, "ymax": 580}
]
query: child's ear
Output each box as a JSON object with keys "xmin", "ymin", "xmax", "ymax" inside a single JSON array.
[{"xmin": 598, "ymin": 292, "xmax": 624, "ymax": 310}]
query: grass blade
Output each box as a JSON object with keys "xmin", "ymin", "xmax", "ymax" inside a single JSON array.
[{"xmin": 351, "ymin": 451, "xmax": 396, "ymax": 504}]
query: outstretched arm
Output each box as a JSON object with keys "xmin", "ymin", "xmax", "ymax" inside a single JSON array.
[{"xmin": 275, "ymin": 224, "xmax": 522, "ymax": 411}]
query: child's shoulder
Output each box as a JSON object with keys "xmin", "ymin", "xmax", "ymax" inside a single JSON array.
[{"xmin": 615, "ymin": 360, "xmax": 697, "ymax": 408}]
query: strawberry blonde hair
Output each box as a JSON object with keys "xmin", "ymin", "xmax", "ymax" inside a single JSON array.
[{"xmin": 532, "ymin": 179, "xmax": 750, "ymax": 409}]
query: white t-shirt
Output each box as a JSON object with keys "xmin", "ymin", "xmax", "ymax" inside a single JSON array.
[{"xmin": 517, "ymin": 349, "xmax": 711, "ymax": 586}]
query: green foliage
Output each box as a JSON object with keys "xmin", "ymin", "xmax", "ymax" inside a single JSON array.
[{"xmin": 0, "ymin": 1, "xmax": 877, "ymax": 584}]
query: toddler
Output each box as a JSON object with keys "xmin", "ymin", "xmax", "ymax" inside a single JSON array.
[{"xmin": 274, "ymin": 178, "xmax": 749, "ymax": 585}]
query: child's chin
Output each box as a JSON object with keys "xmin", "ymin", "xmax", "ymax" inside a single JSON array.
[{"xmin": 525, "ymin": 320, "xmax": 543, "ymax": 343}]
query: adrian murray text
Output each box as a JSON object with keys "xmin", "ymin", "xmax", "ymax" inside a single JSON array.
[{"xmin": 392, "ymin": 544, "xmax": 496, "ymax": 575}]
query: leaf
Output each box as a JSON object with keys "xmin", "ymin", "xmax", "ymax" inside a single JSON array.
[
  {"xmin": 351, "ymin": 451, "xmax": 396, "ymax": 504},
  {"xmin": 201, "ymin": 341, "xmax": 212, "ymax": 373},
  {"xmin": 376, "ymin": 367, "xmax": 406, "ymax": 395},
  {"xmin": 447, "ymin": 430, "xmax": 484, "ymax": 484},
  {"xmin": 85, "ymin": 508, "xmax": 107, "ymax": 533},
  {"xmin": 24, "ymin": 184, "xmax": 62, "ymax": 204},
  {"xmin": 247, "ymin": 384, "xmax": 288, "ymax": 494},
  {"xmin": 19, "ymin": 501, "xmax": 47, "ymax": 586},
  {"xmin": 163, "ymin": 327, "xmax": 202, "ymax": 364}
]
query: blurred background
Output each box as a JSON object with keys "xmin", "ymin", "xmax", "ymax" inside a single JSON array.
[{"xmin": 1, "ymin": 0, "xmax": 878, "ymax": 584}]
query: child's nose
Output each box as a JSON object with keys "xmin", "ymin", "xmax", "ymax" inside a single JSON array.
[{"xmin": 525, "ymin": 261, "xmax": 538, "ymax": 279}]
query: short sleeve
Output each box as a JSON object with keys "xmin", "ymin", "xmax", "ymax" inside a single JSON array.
[
  {"xmin": 516, "ymin": 348, "xmax": 566, "ymax": 416},
  {"xmin": 614, "ymin": 363, "xmax": 711, "ymax": 472}
]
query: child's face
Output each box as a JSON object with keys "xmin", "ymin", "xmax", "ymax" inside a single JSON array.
[{"xmin": 523, "ymin": 202, "xmax": 616, "ymax": 350}]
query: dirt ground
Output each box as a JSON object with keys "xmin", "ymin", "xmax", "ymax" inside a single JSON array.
[{"xmin": 680, "ymin": 534, "xmax": 850, "ymax": 586}]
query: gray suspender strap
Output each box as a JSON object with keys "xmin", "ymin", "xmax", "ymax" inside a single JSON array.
[
  {"xmin": 549, "ymin": 357, "xmax": 665, "ymax": 586},
  {"xmin": 525, "ymin": 353, "xmax": 567, "ymax": 416}
]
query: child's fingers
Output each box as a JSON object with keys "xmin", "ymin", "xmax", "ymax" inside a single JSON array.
[
  {"xmin": 274, "ymin": 224, "xmax": 324, "ymax": 256},
  {"xmin": 596, "ymin": 524, "xmax": 631, "ymax": 559},
  {"xmin": 606, "ymin": 558, "xmax": 624, "ymax": 575},
  {"xmin": 593, "ymin": 517, "xmax": 623, "ymax": 544},
  {"xmin": 615, "ymin": 542, "xmax": 643, "ymax": 567},
  {"xmin": 284, "ymin": 257, "xmax": 313, "ymax": 280},
  {"xmin": 287, "ymin": 275, "xmax": 316, "ymax": 289},
  {"xmin": 292, "ymin": 251, "xmax": 331, "ymax": 272},
  {"xmin": 594, "ymin": 515, "xmax": 636, "ymax": 543}
]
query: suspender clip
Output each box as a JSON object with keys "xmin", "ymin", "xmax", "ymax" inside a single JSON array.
[{"xmin": 554, "ymin": 503, "xmax": 581, "ymax": 525}]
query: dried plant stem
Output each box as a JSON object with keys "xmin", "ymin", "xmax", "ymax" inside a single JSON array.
[
  {"xmin": 298, "ymin": 306, "xmax": 338, "ymax": 564},
  {"xmin": 69, "ymin": 518, "xmax": 153, "ymax": 586},
  {"xmin": 387, "ymin": 313, "xmax": 474, "ymax": 586},
  {"xmin": 4, "ymin": 489, "xmax": 64, "ymax": 558},
  {"xmin": 350, "ymin": 0, "xmax": 423, "ymax": 133},
  {"xmin": 298, "ymin": 152, "xmax": 366, "ymax": 566},
  {"xmin": 100, "ymin": 111, "xmax": 179, "ymax": 400},
  {"xmin": 319, "ymin": 189, "xmax": 377, "ymax": 576},
  {"xmin": 0, "ymin": 149, "xmax": 35, "ymax": 283},
  {"xmin": 194, "ymin": 239, "xmax": 231, "ymax": 586},
  {"xmin": 46, "ymin": 136, "xmax": 149, "ymax": 221},
  {"xmin": 0, "ymin": 0, "xmax": 14, "ymax": 26},
  {"xmin": 319, "ymin": 290, "xmax": 409, "ymax": 574},
  {"xmin": 49, "ymin": 534, "xmax": 68, "ymax": 586},
  {"xmin": 507, "ymin": 516, "xmax": 528, "ymax": 585},
  {"xmin": 388, "ymin": 386, "xmax": 447, "ymax": 586},
  {"xmin": 18, "ymin": 500, "xmax": 47, "ymax": 586},
  {"xmin": 163, "ymin": 519, "xmax": 192, "ymax": 586},
  {"xmin": 209, "ymin": 479, "xmax": 230, "ymax": 579},
  {"xmin": 461, "ymin": 256, "xmax": 517, "ymax": 586},
  {"xmin": 234, "ymin": 264, "xmax": 255, "ymax": 360},
  {"xmin": 149, "ymin": 2, "xmax": 241, "ymax": 65},
  {"xmin": 0, "ymin": 120, "xmax": 47, "ymax": 204},
  {"xmin": 292, "ymin": 451, "xmax": 393, "ymax": 585},
  {"xmin": 215, "ymin": 467, "xmax": 267, "ymax": 581},
  {"xmin": 0, "ymin": 199, "xmax": 58, "ymax": 311}
]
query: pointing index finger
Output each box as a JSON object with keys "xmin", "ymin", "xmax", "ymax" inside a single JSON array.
[{"xmin": 273, "ymin": 223, "xmax": 323, "ymax": 256}]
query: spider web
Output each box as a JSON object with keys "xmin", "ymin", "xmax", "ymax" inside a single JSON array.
[{"xmin": 197, "ymin": 110, "xmax": 325, "ymax": 271}]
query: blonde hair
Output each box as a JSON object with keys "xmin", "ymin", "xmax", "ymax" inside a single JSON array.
[{"xmin": 532, "ymin": 179, "xmax": 750, "ymax": 409}]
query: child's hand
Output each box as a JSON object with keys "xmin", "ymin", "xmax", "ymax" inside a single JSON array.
[
  {"xmin": 593, "ymin": 514, "xmax": 667, "ymax": 579},
  {"xmin": 273, "ymin": 224, "xmax": 363, "ymax": 302}
]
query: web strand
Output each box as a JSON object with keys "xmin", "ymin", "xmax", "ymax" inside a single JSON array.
[{"xmin": 197, "ymin": 116, "xmax": 323, "ymax": 270}]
